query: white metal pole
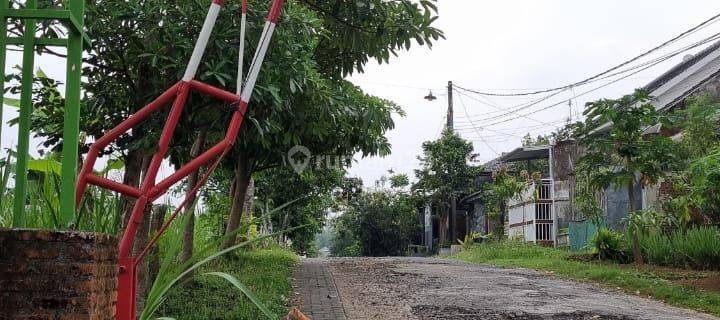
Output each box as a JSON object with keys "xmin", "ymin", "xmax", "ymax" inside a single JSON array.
[
  {"xmin": 241, "ymin": 21, "xmax": 275, "ymax": 101},
  {"xmin": 182, "ymin": 2, "xmax": 222, "ymax": 82},
  {"xmin": 236, "ymin": 13, "xmax": 247, "ymax": 94}
]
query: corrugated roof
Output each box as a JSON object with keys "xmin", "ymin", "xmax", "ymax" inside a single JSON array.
[{"xmin": 644, "ymin": 40, "xmax": 720, "ymax": 94}]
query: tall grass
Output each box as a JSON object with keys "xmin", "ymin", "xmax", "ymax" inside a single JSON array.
[
  {"xmin": 640, "ymin": 226, "xmax": 720, "ymax": 270},
  {"xmin": 142, "ymin": 200, "xmax": 304, "ymax": 320},
  {"xmin": 0, "ymin": 152, "xmax": 122, "ymax": 233}
]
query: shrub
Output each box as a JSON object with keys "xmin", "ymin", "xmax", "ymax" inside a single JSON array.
[
  {"xmin": 639, "ymin": 233, "xmax": 673, "ymax": 266},
  {"xmin": 640, "ymin": 226, "xmax": 720, "ymax": 270},
  {"xmin": 590, "ymin": 228, "xmax": 630, "ymax": 263},
  {"xmin": 457, "ymin": 232, "xmax": 481, "ymax": 250},
  {"xmin": 670, "ymin": 227, "xmax": 720, "ymax": 270}
]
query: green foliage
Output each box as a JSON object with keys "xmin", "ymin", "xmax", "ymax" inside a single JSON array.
[
  {"xmin": 329, "ymin": 222, "xmax": 363, "ymax": 257},
  {"xmin": 623, "ymin": 209, "xmax": 679, "ymax": 235},
  {"xmin": 331, "ymin": 187, "xmax": 420, "ymax": 257},
  {"xmin": 414, "ymin": 130, "xmax": 481, "ymax": 201},
  {"xmin": 457, "ymin": 232, "xmax": 481, "ymax": 250},
  {"xmin": 639, "ymin": 227, "xmax": 720, "ymax": 270},
  {"xmin": 254, "ymin": 166, "xmax": 345, "ymax": 252},
  {"xmin": 304, "ymin": 0, "xmax": 444, "ymax": 77},
  {"xmin": 575, "ymin": 90, "xmax": 681, "ymax": 263},
  {"xmin": 659, "ymin": 94, "xmax": 720, "ymax": 226},
  {"xmin": 590, "ymin": 228, "xmax": 629, "ymax": 263},
  {"xmin": 389, "ymin": 173, "xmax": 410, "ymax": 189},
  {"xmin": 521, "ymin": 133, "xmax": 550, "ymax": 147},
  {"xmin": 0, "ymin": 151, "xmax": 121, "ymax": 233},
  {"xmin": 158, "ymin": 248, "xmax": 297, "ymax": 320},
  {"xmin": 575, "ymin": 90, "xmax": 680, "ymax": 194},
  {"xmin": 679, "ymin": 94, "xmax": 720, "ymax": 159},
  {"xmin": 143, "ymin": 204, "xmax": 304, "ymax": 320},
  {"xmin": 454, "ymin": 240, "xmax": 566, "ymax": 262},
  {"xmin": 687, "ymin": 149, "xmax": 720, "ymax": 224},
  {"xmin": 485, "ymin": 166, "xmax": 528, "ymax": 238}
]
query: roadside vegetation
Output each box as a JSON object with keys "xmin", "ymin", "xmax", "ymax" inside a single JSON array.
[
  {"xmin": 2, "ymin": 0, "xmax": 443, "ymax": 318},
  {"xmin": 330, "ymin": 174, "xmax": 421, "ymax": 257},
  {"xmin": 158, "ymin": 247, "xmax": 297, "ymax": 320},
  {"xmin": 451, "ymin": 241, "xmax": 720, "ymax": 317}
]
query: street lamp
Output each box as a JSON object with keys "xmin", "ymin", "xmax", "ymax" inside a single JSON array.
[{"xmin": 424, "ymin": 90, "xmax": 437, "ymax": 101}]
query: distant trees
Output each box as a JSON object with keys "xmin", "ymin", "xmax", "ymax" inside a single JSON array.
[{"xmin": 330, "ymin": 174, "xmax": 421, "ymax": 257}]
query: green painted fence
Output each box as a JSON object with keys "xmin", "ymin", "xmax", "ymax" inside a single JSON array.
[{"xmin": 569, "ymin": 219, "xmax": 601, "ymax": 252}]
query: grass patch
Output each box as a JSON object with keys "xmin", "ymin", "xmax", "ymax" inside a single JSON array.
[
  {"xmin": 158, "ymin": 247, "xmax": 298, "ymax": 319},
  {"xmin": 451, "ymin": 241, "xmax": 720, "ymax": 317}
]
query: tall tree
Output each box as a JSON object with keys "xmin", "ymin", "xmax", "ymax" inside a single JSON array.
[
  {"xmin": 575, "ymin": 90, "xmax": 681, "ymax": 264},
  {"xmin": 413, "ymin": 130, "xmax": 480, "ymax": 244},
  {"xmin": 22, "ymin": 0, "xmax": 443, "ymax": 252}
]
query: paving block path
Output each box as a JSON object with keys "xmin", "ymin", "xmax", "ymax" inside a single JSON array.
[{"xmin": 293, "ymin": 258, "xmax": 347, "ymax": 320}]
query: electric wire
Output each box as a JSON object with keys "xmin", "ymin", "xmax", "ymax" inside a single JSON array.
[
  {"xmin": 461, "ymin": 32, "xmax": 720, "ymax": 126},
  {"xmin": 454, "ymin": 11, "xmax": 720, "ymax": 97},
  {"xmin": 455, "ymin": 92, "xmax": 500, "ymax": 155}
]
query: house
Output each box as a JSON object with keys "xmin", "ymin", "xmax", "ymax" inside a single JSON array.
[
  {"xmin": 428, "ymin": 42, "xmax": 720, "ymax": 251},
  {"xmin": 464, "ymin": 41, "xmax": 720, "ymax": 249}
]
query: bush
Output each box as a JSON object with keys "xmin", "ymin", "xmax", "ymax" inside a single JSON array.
[
  {"xmin": 639, "ymin": 233, "xmax": 674, "ymax": 266},
  {"xmin": 590, "ymin": 228, "xmax": 630, "ymax": 263},
  {"xmin": 641, "ymin": 226, "xmax": 720, "ymax": 270}
]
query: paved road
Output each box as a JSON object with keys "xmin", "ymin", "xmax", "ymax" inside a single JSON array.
[{"xmin": 292, "ymin": 257, "xmax": 718, "ymax": 320}]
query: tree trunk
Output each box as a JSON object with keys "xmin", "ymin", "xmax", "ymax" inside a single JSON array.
[
  {"xmin": 148, "ymin": 204, "xmax": 167, "ymax": 287},
  {"xmin": 220, "ymin": 154, "xmax": 251, "ymax": 249},
  {"xmin": 133, "ymin": 154, "xmax": 152, "ymax": 316},
  {"xmin": 120, "ymin": 150, "xmax": 144, "ymax": 229},
  {"xmin": 450, "ymin": 195, "xmax": 457, "ymax": 244},
  {"xmin": 181, "ymin": 129, "xmax": 207, "ymax": 263},
  {"xmin": 499, "ymin": 201, "xmax": 507, "ymax": 240},
  {"xmin": 242, "ymin": 178, "xmax": 255, "ymax": 238},
  {"xmin": 628, "ymin": 177, "xmax": 644, "ymax": 265},
  {"xmin": 132, "ymin": 206, "xmax": 151, "ymax": 318},
  {"xmin": 438, "ymin": 205, "xmax": 448, "ymax": 246}
]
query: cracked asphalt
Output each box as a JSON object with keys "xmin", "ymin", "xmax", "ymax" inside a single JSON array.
[{"xmin": 293, "ymin": 257, "xmax": 718, "ymax": 320}]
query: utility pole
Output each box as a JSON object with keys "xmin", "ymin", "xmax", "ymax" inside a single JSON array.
[
  {"xmin": 447, "ymin": 80, "xmax": 454, "ymax": 131},
  {"xmin": 447, "ymin": 80, "xmax": 456, "ymax": 244}
]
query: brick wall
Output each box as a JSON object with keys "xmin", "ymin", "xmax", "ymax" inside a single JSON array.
[{"xmin": 0, "ymin": 229, "xmax": 117, "ymax": 320}]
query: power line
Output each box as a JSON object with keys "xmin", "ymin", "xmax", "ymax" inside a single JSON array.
[
  {"xmin": 462, "ymin": 32, "xmax": 720, "ymax": 126},
  {"xmin": 453, "ymin": 90, "xmax": 556, "ymax": 126},
  {"xmin": 455, "ymin": 93, "xmax": 500, "ymax": 155},
  {"xmin": 454, "ymin": 11, "xmax": 720, "ymax": 97}
]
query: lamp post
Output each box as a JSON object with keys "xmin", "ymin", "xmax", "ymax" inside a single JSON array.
[
  {"xmin": 423, "ymin": 81, "xmax": 453, "ymax": 131},
  {"xmin": 424, "ymin": 83, "xmax": 457, "ymax": 244}
]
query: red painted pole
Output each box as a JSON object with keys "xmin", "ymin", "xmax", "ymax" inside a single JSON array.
[
  {"xmin": 86, "ymin": 174, "xmax": 142, "ymax": 198},
  {"xmin": 119, "ymin": 82, "xmax": 190, "ymax": 259},
  {"xmin": 149, "ymin": 141, "xmax": 230, "ymax": 201},
  {"xmin": 190, "ymin": 80, "xmax": 240, "ymax": 102}
]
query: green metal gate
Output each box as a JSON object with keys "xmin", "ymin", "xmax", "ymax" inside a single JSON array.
[{"xmin": 1, "ymin": 0, "xmax": 88, "ymax": 227}]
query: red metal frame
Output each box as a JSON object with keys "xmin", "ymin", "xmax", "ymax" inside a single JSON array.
[
  {"xmin": 75, "ymin": 1, "xmax": 285, "ymax": 319},
  {"xmin": 76, "ymin": 81, "xmax": 247, "ymax": 320}
]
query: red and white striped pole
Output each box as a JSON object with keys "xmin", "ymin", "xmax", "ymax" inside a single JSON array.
[{"xmin": 74, "ymin": 0, "xmax": 286, "ymax": 318}]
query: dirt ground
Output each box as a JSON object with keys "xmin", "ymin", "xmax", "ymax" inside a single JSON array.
[{"xmin": 295, "ymin": 257, "xmax": 718, "ymax": 320}]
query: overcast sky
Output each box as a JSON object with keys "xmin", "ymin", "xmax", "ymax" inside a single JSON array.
[
  {"xmin": 346, "ymin": 0, "xmax": 720, "ymax": 186},
  {"xmin": 3, "ymin": 1, "xmax": 720, "ymax": 190}
]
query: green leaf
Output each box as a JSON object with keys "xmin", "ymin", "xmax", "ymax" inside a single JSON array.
[
  {"xmin": 28, "ymin": 158, "xmax": 62, "ymax": 176},
  {"xmin": 3, "ymin": 96, "xmax": 20, "ymax": 108}
]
